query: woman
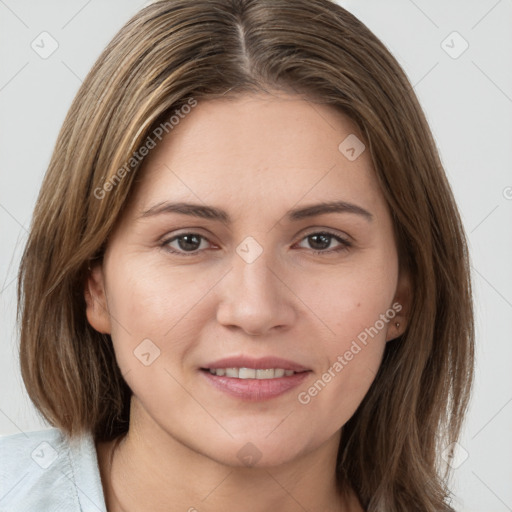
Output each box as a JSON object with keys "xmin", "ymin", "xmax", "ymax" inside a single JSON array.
[{"xmin": 0, "ymin": 0, "xmax": 474, "ymax": 510}]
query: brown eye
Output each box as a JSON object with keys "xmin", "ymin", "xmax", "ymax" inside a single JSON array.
[
  {"xmin": 296, "ymin": 231, "xmax": 351, "ymax": 255},
  {"xmin": 162, "ymin": 233, "xmax": 211, "ymax": 255}
]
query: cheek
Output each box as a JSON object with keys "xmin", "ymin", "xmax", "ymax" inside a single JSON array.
[
  {"xmin": 102, "ymin": 259, "xmax": 164, "ymax": 366},
  {"xmin": 106, "ymin": 254, "xmax": 191, "ymax": 329},
  {"xmin": 103, "ymin": 256, "xmax": 219, "ymax": 374},
  {"xmin": 295, "ymin": 299, "xmax": 389, "ymax": 431},
  {"xmin": 293, "ymin": 251, "xmax": 398, "ymax": 341},
  {"xmin": 291, "ymin": 255, "xmax": 397, "ymax": 421}
]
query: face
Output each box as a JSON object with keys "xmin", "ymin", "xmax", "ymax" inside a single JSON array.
[{"xmin": 86, "ymin": 92, "xmax": 409, "ymax": 467}]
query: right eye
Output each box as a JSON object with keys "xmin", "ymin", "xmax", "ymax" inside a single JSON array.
[{"xmin": 161, "ymin": 233, "xmax": 214, "ymax": 256}]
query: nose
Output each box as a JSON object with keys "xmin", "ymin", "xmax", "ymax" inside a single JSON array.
[{"xmin": 216, "ymin": 247, "xmax": 297, "ymax": 337}]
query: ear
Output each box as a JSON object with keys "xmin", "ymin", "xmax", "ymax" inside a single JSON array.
[
  {"xmin": 84, "ymin": 263, "xmax": 111, "ymax": 334},
  {"xmin": 386, "ymin": 268, "xmax": 412, "ymax": 342}
]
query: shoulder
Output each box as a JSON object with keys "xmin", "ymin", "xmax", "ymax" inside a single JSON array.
[{"xmin": 0, "ymin": 427, "xmax": 107, "ymax": 512}]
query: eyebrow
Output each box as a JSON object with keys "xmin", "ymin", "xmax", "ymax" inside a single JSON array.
[{"xmin": 139, "ymin": 200, "xmax": 373, "ymax": 224}]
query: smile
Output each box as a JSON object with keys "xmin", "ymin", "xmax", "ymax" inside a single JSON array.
[
  {"xmin": 204, "ymin": 367, "xmax": 298, "ymax": 379},
  {"xmin": 200, "ymin": 368, "xmax": 311, "ymax": 401}
]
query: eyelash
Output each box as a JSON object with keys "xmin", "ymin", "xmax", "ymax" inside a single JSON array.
[{"xmin": 160, "ymin": 230, "xmax": 352, "ymax": 257}]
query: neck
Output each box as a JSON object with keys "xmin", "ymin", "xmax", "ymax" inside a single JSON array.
[{"xmin": 96, "ymin": 399, "xmax": 358, "ymax": 512}]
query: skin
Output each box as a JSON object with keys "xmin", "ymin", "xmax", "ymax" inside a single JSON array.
[{"xmin": 86, "ymin": 92, "xmax": 410, "ymax": 512}]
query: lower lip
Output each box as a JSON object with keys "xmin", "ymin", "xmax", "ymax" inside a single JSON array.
[{"xmin": 200, "ymin": 370, "xmax": 311, "ymax": 401}]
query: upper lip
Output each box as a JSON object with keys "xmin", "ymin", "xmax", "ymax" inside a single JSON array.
[{"xmin": 201, "ymin": 356, "xmax": 310, "ymax": 372}]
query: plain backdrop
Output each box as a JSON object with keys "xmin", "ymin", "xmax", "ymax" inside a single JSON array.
[{"xmin": 1, "ymin": 1, "xmax": 511, "ymax": 511}]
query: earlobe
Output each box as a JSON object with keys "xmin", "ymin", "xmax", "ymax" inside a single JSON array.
[
  {"xmin": 385, "ymin": 320, "xmax": 402, "ymax": 342},
  {"xmin": 386, "ymin": 269, "xmax": 412, "ymax": 342},
  {"xmin": 84, "ymin": 263, "xmax": 111, "ymax": 334}
]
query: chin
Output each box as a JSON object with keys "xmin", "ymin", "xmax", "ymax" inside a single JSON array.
[{"xmin": 200, "ymin": 432, "xmax": 318, "ymax": 470}]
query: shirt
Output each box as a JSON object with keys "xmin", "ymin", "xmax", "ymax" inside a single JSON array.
[{"xmin": 0, "ymin": 427, "xmax": 107, "ymax": 512}]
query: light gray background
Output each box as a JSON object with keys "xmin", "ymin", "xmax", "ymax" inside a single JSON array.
[{"xmin": 1, "ymin": 1, "xmax": 511, "ymax": 510}]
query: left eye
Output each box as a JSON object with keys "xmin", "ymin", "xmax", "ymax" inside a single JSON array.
[
  {"xmin": 296, "ymin": 232, "xmax": 351, "ymax": 254},
  {"xmin": 162, "ymin": 231, "xmax": 351, "ymax": 256}
]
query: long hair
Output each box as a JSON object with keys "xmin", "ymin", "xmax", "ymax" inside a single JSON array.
[{"xmin": 17, "ymin": 1, "xmax": 474, "ymax": 510}]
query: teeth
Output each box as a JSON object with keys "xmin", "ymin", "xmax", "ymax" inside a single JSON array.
[
  {"xmin": 239, "ymin": 368, "xmax": 256, "ymax": 379},
  {"xmin": 256, "ymin": 369, "xmax": 274, "ymax": 379},
  {"xmin": 207, "ymin": 368, "xmax": 298, "ymax": 379},
  {"xmin": 225, "ymin": 368, "xmax": 238, "ymax": 378}
]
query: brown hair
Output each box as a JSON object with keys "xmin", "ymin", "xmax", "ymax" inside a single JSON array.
[{"xmin": 17, "ymin": 0, "xmax": 474, "ymax": 509}]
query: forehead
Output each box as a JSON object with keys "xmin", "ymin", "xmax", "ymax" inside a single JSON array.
[{"xmin": 130, "ymin": 93, "xmax": 384, "ymax": 220}]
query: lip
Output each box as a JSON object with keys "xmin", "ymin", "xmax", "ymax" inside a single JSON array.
[
  {"xmin": 200, "ymin": 370, "xmax": 311, "ymax": 401},
  {"xmin": 199, "ymin": 356, "xmax": 312, "ymax": 401},
  {"xmin": 201, "ymin": 356, "xmax": 310, "ymax": 372}
]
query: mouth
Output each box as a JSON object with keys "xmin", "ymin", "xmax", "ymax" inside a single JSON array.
[
  {"xmin": 201, "ymin": 367, "xmax": 303, "ymax": 379},
  {"xmin": 199, "ymin": 356, "xmax": 312, "ymax": 401}
]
